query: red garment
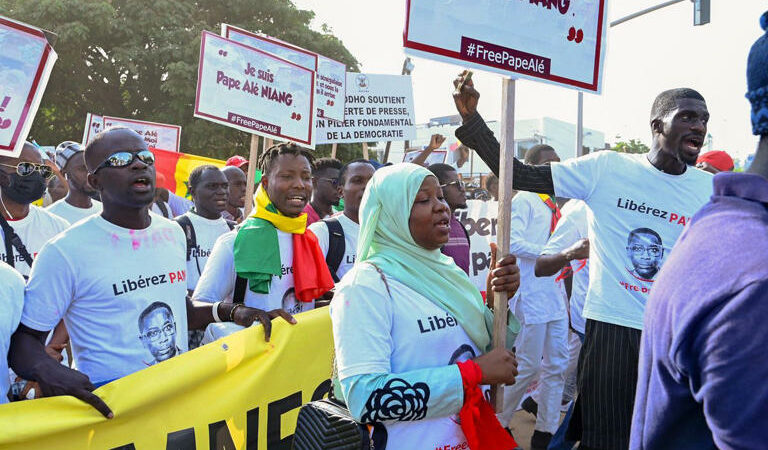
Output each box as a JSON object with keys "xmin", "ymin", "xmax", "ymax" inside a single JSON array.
[
  {"xmin": 457, "ymin": 360, "xmax": 518, "ymax": 450},
  {"xmin": 302, "ymin": 203, "xmax": 322, "ymax": 226},
  {"xmin": 292, "ymin": 229, "xmax": 334, "ymax": 302},
  {"xmin": 538, "ymin": 194, "xmax": 562, "ymax": 234}
]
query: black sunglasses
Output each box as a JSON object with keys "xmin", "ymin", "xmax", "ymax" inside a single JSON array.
[
  {"xmin": 92, "ymin": 150, "xmax": 155, "ymax": 174},
  {"xmin": 315, "ymin": 176, "xmax": 340, "ymax": 187},
  {"xmin": 0, "ymin": 162, "xmax": 54, "ymax": 180},
  {"xmin": 440, "ymin": 179, "xmax": 465, "ymax": 190}
]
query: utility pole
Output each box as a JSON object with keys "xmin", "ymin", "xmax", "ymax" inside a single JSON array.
[{"xmin": 576, "ymin": 0, "xmax": 711, "ymax": 157}]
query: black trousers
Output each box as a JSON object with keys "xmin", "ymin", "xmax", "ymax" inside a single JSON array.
[{"xmin": 566, "ymin": 319, "xmax": 641, "ymax": 450}]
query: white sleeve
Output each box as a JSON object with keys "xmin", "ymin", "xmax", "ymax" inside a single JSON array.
[
  {"xmin": 308, "ymin": 221, "xmax": 330, "ymax": 257},
  {"xmin": 550, "ymin": 151, "xmax": 609, "ymax": 202},
  {"xmin": 21, "ymin": 243, "xmax": 75, "ymax": 332},
  {"xmin": 192, "ymin": 232, "xmax": 236, "ymax": 303},
  {"xmin": 169, "ymin": 193, "xmax": 194, "ymax": 217},
  {"xmin": 4, "ymin": 268, "xmax": 24, "ymax": 335},
  {"xmin": 331, "ymin": 266, "xmax": 394, "ymax": 380},
  {"xmin": 508, "ymin": 194, "xmax": 544, "ymax": 259},
  {"xmin": 541, "ymin": 211, "xmax": 581, "ymax": 255}
]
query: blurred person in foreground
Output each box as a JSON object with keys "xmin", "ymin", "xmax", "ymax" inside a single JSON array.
[{"xmin": 631, "ymin": 11, "xmax": 768, "ymax": 449}]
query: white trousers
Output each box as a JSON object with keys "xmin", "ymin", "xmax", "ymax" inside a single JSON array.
[{"xmin": 498, "ymin": 316, "xmax": 569, "ymax": 433}]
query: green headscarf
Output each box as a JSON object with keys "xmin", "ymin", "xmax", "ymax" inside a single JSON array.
[{"xmin": 353, "ymin": 163, "xmax": 504, "ymax": 352}]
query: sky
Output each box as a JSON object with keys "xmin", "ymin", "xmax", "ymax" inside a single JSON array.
[{"xmin": 291, "ymin": 0, "xmax": 767, "ymax": 161}]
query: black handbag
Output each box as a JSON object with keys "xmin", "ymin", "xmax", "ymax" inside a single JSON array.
[
  {"xmin": 292, "ymin": 264, "xmax": 391, "ymax": 450},
  {"xmin": 292, "ymin": 396, "xmax": 374, "ymax": 450}
]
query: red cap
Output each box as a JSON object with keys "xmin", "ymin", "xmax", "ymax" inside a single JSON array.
[
  {"xmin": 696, "ymin": 151, "xmax": 734, "ymax": 172},
  {"xmin": 226, "ymin": 155, "xmax": 249, "ymax": 168}
]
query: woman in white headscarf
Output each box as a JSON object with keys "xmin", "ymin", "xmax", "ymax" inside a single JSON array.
[{"xmin": 331, "ymin": 163, "xmax": 522, "ymax": 450}]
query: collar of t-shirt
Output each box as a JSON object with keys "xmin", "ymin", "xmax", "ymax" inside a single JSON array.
[{"xmin": 713, "ymin": 172, "xmax": 768, "ymax": 203}]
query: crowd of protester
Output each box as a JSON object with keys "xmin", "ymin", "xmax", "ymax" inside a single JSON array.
[{"xmin": 1, "ymin": 9, "xmax": 767, "ymax": 450}]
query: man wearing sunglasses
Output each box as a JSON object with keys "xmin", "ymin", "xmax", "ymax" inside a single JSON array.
[
  {"xmin": 427, "ymin": 163, "xmax": 471, "ymax": 275},
  {"xmin": 0, "ymin": 142, "xmax": 70, "ymax": 277},
  {"xmin": 47, "ymin": 141, "xmax": 102, "ymax": 225},
  {"xmin": 303, "ymin": 157, "xmax": 341, "ymax": 226},
  {"xmin": 9, "ymin": 127, "xmax": 287, "ymax": 418}
]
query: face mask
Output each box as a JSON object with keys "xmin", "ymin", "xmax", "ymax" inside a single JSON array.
[{"xmin": 2, "ymin": 172, "xmax": 47, "ymax": 204}]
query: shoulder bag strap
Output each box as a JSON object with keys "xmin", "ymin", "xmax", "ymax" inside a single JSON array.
[
  {"xmin": 0, "ymin": 214, "xmax": 33, "ymax": 267},
  {"xmin": 323, "ymin": 218, "xmax": 345, "ymax": 283}
]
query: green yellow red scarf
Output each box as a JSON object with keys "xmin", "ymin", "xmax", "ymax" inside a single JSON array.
[{"xmin": 233, "ymin": 185, "xmax": 333, "ymax": 302}]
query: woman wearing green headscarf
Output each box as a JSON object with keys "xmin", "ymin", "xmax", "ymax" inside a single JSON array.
[{"xmin": 331, "ymin": 163, "xmax": 521, "ymax": 449}]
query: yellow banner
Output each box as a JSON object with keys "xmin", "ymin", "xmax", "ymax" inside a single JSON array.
[{"xmin": 0, "ymin": 308, "xmax": 334, "ymax": 449}]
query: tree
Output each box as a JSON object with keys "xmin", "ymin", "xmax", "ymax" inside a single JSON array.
[
  {"xmin": 611, "ymin": 139, "xmax": 649, "ymax": 154},
  {"xmin": 0, "ymin": 0, "xmax": 360, "ymax": 160}
]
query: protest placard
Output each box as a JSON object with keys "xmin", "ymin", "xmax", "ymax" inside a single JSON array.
[
  {"xmin": 403, "ymin": 148, "xmax": 446, "ymax": 165},
  {"xmin": 82, "ymin": 114, "xmax": 181, "ymax": 152},
  {"xmin": 222, "ymin": 24, "xmax": 346, "ymax": 122},
  {"xmin": 194, "ymin": 31, "xmax": 315, "ymax": 148},
  {"xmin": 404, "ymin": 0, "xmax": 608, "ymax": 92},
  {"xmin": 456, "ymin": 199, "xmax": 498, "ymax": 295},
  {"xmin": 0, "ymin": 16, "xmax": 57, "ymax": 158},
  {"xmin": 81, "ymin": 113, "xmax": 103, "ymax": 146},
  {"xmin": 316, "ymin": 73, "xmax": 416, "ymax": 144}
]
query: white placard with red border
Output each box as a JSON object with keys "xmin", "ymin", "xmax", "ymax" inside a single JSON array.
[
  {"xmin": 222, "ymin": 24, "xmax": 346, "ymax": 122},
  {"xmin": 403, "ymin": 0, "xmax": 608, "ymax": 93},
  {"xmin": 403, "ymin": 148, "xmax": 447, "ymax": 166},
  {"xmin": 82, "ymin": 114, "xmax": 182, "ymax": 152},
  {"xmin": 316, "ymin": 73, "xmax": 416, "ymax": 144},
  {"xmin": 0, "ymin": 16, "xmax": 57, "ymax": 158},
  {"xmin": 194, "ymin": 31, "xmax": 315, "ymax": 148}
]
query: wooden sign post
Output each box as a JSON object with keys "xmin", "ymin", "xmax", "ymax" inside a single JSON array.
[
  {"xmin": 362, "ymin": 142, "xmax": 370, "ymax": 160},
  {"xmin": 490, "ymin": 78, "xmax": 516, "ymax": 412},
  {"xmin": 331, "ymin": 143, "xmax": 338, "ymax": 159},
  {"xmin": 243, "ymin": 135, "xmax": 261, "ymax": 217}
]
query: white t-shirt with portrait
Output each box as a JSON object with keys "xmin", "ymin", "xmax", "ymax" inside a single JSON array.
[
  {"xmin": 0, "ymin": 261, "xmax": 24, "ymax": 404},
  {"xmin": 332, "ymin": 264, "xmax": 481, "ymax": 449},
  {"xmin": 192, "ymin": 229, "xmax": 315, "ymax": 315},
  {"xmin": 551, "ymin": 151, "xmax": 712, "ymax": 330},
  {"xmin": 178, "ymin": 212, "xmax": 232, "ymax": 291},
  {"xmin": 47, "ymin": 199, "xmax": 103, "ymax": 225},
  {"xmin": 308, "ymin": 213, "xmax": 359, "ymax": 280},
  {"xmin": 541, "ymin": 200, "xmax": 589, "ymax": 334},
  {"xmin": 0, "ymin": 205, "xmax": 70, "ymax": 277},
  {"xmin": 21, "ymin": 214, "xmax": 189, "ymax": 384}
]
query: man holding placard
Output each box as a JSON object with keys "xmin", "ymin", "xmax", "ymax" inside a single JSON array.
[{"xmin": 452, "ymin": 74, "xmax": 712, "ymax": 449}]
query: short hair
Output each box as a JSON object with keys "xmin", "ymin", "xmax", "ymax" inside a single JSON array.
[
  {"xmin": 485, "ymin": 173, "xmax": 498, "ymax": 188},
  {"xmin": 188, "ymin": 165, "xmax": 221, "ymax": 190},
  {"xmin": 627, "ymin": 228, "xmax": 663, "ymax": 245},
  {"xmin": 83, "ymin": 126, "xmax": 134, "ymax": 171},
  {"xmin": 258, "ymin": 143, "xmax": 315, "ymax": 177},
  {"xmin": 650, "ymin": 88, "xmax": 706, "ymax": 122},
  {"xmin": 339, "ymin": 159, "xmax": 374, "ymax": 184},
  {"xmin": 313, "ymin": 157, "xmax": 342, "ymax": 175},
  {"xmin": 427, "ymin": 163, "xmax": 457, "ymax": 184},
  {"xmin": 138, "ymin": 301, "xmax": 173, "ymax": 329},
  {"xmin": 524, "ymin": 144, "xmax": 556, "ymax": 165}
]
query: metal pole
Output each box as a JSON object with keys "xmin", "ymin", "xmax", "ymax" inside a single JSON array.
[
  {"xmin": 575, "ymin": 0, "xmax": 688, "ymax": 160},
  {"xmin": 490, "ymin": 78, "xmax": 515, "ymax": 412},
  {"xmin": 576, "ymin": 92, "xmax": 584, "ymax": 157},
  {"xmin": 609, "ymin": 0, "xmax": 686, "ymax": 27}
]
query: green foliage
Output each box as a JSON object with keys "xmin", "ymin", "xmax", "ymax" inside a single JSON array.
[
  {"xmin": 611, "ymin": 139, "xmax": 650, "ymax": 154},
  {"xmin": 0, "ymin": 0, "xmax": 360, "ymax": 160}
]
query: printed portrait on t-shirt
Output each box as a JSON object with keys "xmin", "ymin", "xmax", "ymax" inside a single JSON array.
[
  {"xmin": 625, "ymin": 228, "xmax": 664, "ymax": 281},
  {"xmin": 138, "ymin": 301, "xmax": 181, "ymax": 366}
]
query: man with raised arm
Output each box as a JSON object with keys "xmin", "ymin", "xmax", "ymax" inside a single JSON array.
[{"xmin": 452, "ymin": 73, "xmax": 712, "ymax": 449}]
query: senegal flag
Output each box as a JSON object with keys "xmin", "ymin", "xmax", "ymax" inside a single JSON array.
[{"xmin": 152, "ymin": 148, "xmax": 226, "ymax": 199}]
